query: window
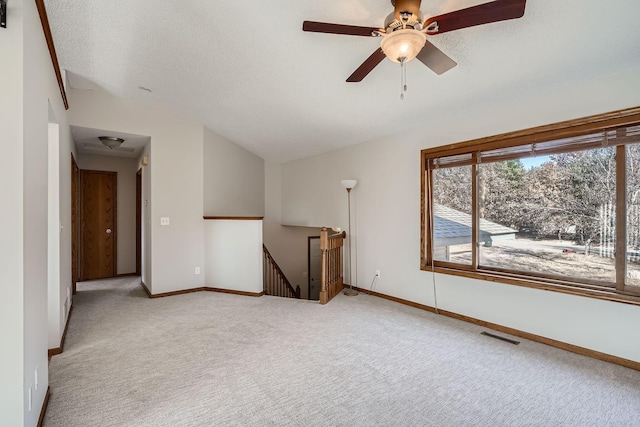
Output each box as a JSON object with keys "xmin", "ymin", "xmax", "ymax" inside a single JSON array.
[
  {"xmin": 421, "ymin": 107, "xmax": 640, "ymax": 304},
  {"xmin": 432, "ymin": 165, "xmax": 472, "ymax": 265}
]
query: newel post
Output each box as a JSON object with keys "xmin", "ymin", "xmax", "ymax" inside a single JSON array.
[{"xmin": 319, "ymin": 227, "xmax": 328, "ymax": 304}]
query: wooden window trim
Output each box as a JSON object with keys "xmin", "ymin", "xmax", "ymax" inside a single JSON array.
[
  {"xmin": 422, "ymin": 107, "xmax": 640, "ymax": 159},
  {"xmin": 471, "ymin": 158, "xmax": 479, "ymax": 270},
  {"xmin": 421, "ymin": 106, "xmax": 640, "ymax": 306},
  {"xmin": 425, "ymin": 266, "xmax": 640, "ymax": 306},
  {"xmin": 203, "ymin": 216, "xmax": 264, "ymax": 221},
  {"xmin": 616, "ymin": 145, "xmax": 627, "ymax": 292}
]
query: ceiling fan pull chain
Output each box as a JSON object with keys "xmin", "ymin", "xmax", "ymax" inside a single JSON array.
[
  {"xmin": 400, "ymin": 57, "xmax": 408, "ymax": 100},
  {"xmin": 400, "ymin": 59, "xmax": 404, "ymax": 100},
  {"xmin": 403, "ymin": 58, "xmax": 408, "ymax": 92}
]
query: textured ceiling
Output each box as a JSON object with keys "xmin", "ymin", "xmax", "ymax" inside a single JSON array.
[
  {"xmin": 45, "ymin": 0, "xmax": 640, "ymax": 163},
  {"xmin": 71, "ymin": 125, "xmax": 150, "ymax": 159}
]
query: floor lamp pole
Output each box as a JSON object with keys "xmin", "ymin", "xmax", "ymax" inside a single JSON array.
[{"xmin": 344, "ymin": 185, "xmax": 358, "ymax": 296}]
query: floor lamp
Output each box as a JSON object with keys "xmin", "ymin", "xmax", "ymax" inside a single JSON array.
[{"xmin": 341, "ymin": 179, "xmax": 358, "ymax": 296}]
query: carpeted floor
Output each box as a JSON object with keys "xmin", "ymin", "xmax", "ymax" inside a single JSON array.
[{"xmin": 44, "ymin": 276, "xmax": 640, "ymax": 426}]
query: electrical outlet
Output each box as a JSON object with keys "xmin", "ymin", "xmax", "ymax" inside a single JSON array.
[
  {"xmin": 160, "ymin": 217, "xmax": 170, "ymax": 226},
  {"xmin": 195, "ymin": 267, "xmax": 200, "ymax": 275},
  {"xmin": 375, "ymin": 270, "xmax": 381, "ymax": 278}
]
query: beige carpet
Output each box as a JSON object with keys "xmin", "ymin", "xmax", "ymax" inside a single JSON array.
[{"xmin": 44, "ymin": 276, "xmax": 640, "ymax": 426}]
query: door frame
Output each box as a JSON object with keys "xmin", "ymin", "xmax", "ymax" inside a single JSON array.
[
  {"xmin": 136, "ymin": 168, "xmax": 142, "ymax": 276},
  {"xmin": 71, "ymin": 153, "xmax": 79, "ymax": 293},
  {"xmin": 79, "ymin": 169, "xmax": 118, "ymax": 281}
]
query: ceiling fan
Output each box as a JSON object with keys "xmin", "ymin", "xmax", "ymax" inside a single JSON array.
[{"xmin": 303, "ymin": 0, "xmax": 526, "ymax": 83}]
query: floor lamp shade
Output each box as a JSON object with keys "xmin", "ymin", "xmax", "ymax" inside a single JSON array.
[
  {"xmin": 342, "ymin": 179, "xmax": 358, "ymax": 296},
  {"xmin": 341, "ymin": 179, "xmax": 357, "ymax": 190}
]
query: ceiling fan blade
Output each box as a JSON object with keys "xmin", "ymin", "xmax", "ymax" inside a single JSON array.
[
  {"xmin": 303, "ymin": 21, "xmax": 380, "ymax": 37},
  {"xmin": 346, "ymin": 48, "xmax": 387, "ymax": 82},
  {"xmin": 424, "ymin": 0, "xmax": 526, "ymax": 35},
  {"xmin": 416, "ymin": 40, "xmax": 457, "ymax": 75}
]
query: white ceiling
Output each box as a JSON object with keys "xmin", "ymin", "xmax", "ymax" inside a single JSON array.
[
  {"xmin": 44, "ymin": 0, "xmax": 640, "ymax": 163},
  {"xmin": 71, "ymin": 125, "xmax": 149, "ymax": 159}
]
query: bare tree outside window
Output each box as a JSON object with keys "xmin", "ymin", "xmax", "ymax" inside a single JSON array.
[
  {"xmin": 627, "ymin": 144, "xmax": 640, "ymax": 288},
  {"xmin": 422, "ymin": 109, "xmax": 640, "ymax": 303},
  {"xmin": 477, "ymin": 148, "xmax": 617, "ymax": 283}
]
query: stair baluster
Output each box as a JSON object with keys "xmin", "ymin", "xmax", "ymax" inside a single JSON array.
[{"xmin": 263, "ymin": 245, "xmax": 300, "ymax": 299}]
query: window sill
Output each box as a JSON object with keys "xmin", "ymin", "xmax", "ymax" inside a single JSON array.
[{"xmin": 421, "ymin": 264, "xmax": 640, "ymax": 306}]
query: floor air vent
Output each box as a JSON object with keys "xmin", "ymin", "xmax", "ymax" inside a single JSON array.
[{"xmin": 481, "ymin": 331, "xmax": 520, "ymax": 345}]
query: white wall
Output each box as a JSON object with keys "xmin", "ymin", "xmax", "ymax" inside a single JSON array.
[
  {"xmin": 47, "ymin": 118, "xmax": 74, "ymax": 352},
  {"xmin": 48, "ymin": 122, "xmax": 61, "ymax": 349},
  {"xmin": 203, "ymin": 127, "xmax": 264, "ymax": 216},
  {"xmin": 48, "ymin": 100, "xmax": 74, "ymax": 355},
  {"xmin": 68, "ymin": 89, "xmax": 204, "ymax": 294},
  {"xmin": 435, "ymin": 274, "xmax": 640, "ymax": 361},
  {"xmin": 138, "ymin": 145, "xmax": 152, "ymax": 287},
  {"xmin": 0, "ymin": 1, "xmax": 73, "ymax": 425},
  {"xmin": 77, "ymin": 153, "xmax": 139, "ymax": 274},
  {"xmin": 263, "ymin": 162, "xmax": 321, "ymax": 299},
  {"xmin": 280, "ymin": 66, "xmax": 640, "ymax": 362},
  {"xmin": 23, "ymin": 0, "xmax": 61, "ymax": 420},
  {"xmin": 204, "ymin": 220, "xmax": 263, "ymax": 294},
  {"xmin": 0, "ymin": 1, "xmax": 26, "ymax": 424}
]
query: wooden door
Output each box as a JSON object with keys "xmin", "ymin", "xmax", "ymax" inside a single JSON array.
[{"xmin": 80, "ymin": 170, "xmax": 117, "ymax": 280}]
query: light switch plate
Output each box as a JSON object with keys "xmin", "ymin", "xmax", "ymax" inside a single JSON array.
[{"xmin": 160, "ymin": 217, "xmax": 170, "ymax": 226}]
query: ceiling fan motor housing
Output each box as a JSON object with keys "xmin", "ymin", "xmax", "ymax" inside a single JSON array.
[
  {"xmin": 383, "ymin": 0, "xmax": 426, "ymax": 63},
  {"xmin": 390, "ymin": 0, "xmax": 423, "ymax": 29}
]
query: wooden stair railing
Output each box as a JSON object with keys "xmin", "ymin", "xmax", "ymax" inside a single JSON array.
[
  {"xmin": 320, "ymin": 227, "xmax": 347, "ymax": 305},
  {"xmin": 263, "ymin": 245, "xmax": 300, "ymax": 299}
]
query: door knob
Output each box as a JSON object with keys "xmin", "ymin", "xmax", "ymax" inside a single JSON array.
[{"xmin": 106, "ymin": 228, "xmax": 112, "ymax": 234}]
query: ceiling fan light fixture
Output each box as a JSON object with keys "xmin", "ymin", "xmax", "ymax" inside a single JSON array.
[
  {"xmin": 98, "ymin": 136, "xmax": 125, "ymax": 149},
  {"xmin": 380, "ymin": 29, "xmax": 426, "ymax": 63}
]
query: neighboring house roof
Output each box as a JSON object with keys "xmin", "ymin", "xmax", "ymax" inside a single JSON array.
[{"xmin": 433, "ymin": 204, "xmax": 517, "ymax": 240}]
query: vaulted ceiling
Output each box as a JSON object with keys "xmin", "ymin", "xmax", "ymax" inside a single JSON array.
[{"xmin": 44, "ymin": 0, "xmax": 640, "ymax": 163}]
